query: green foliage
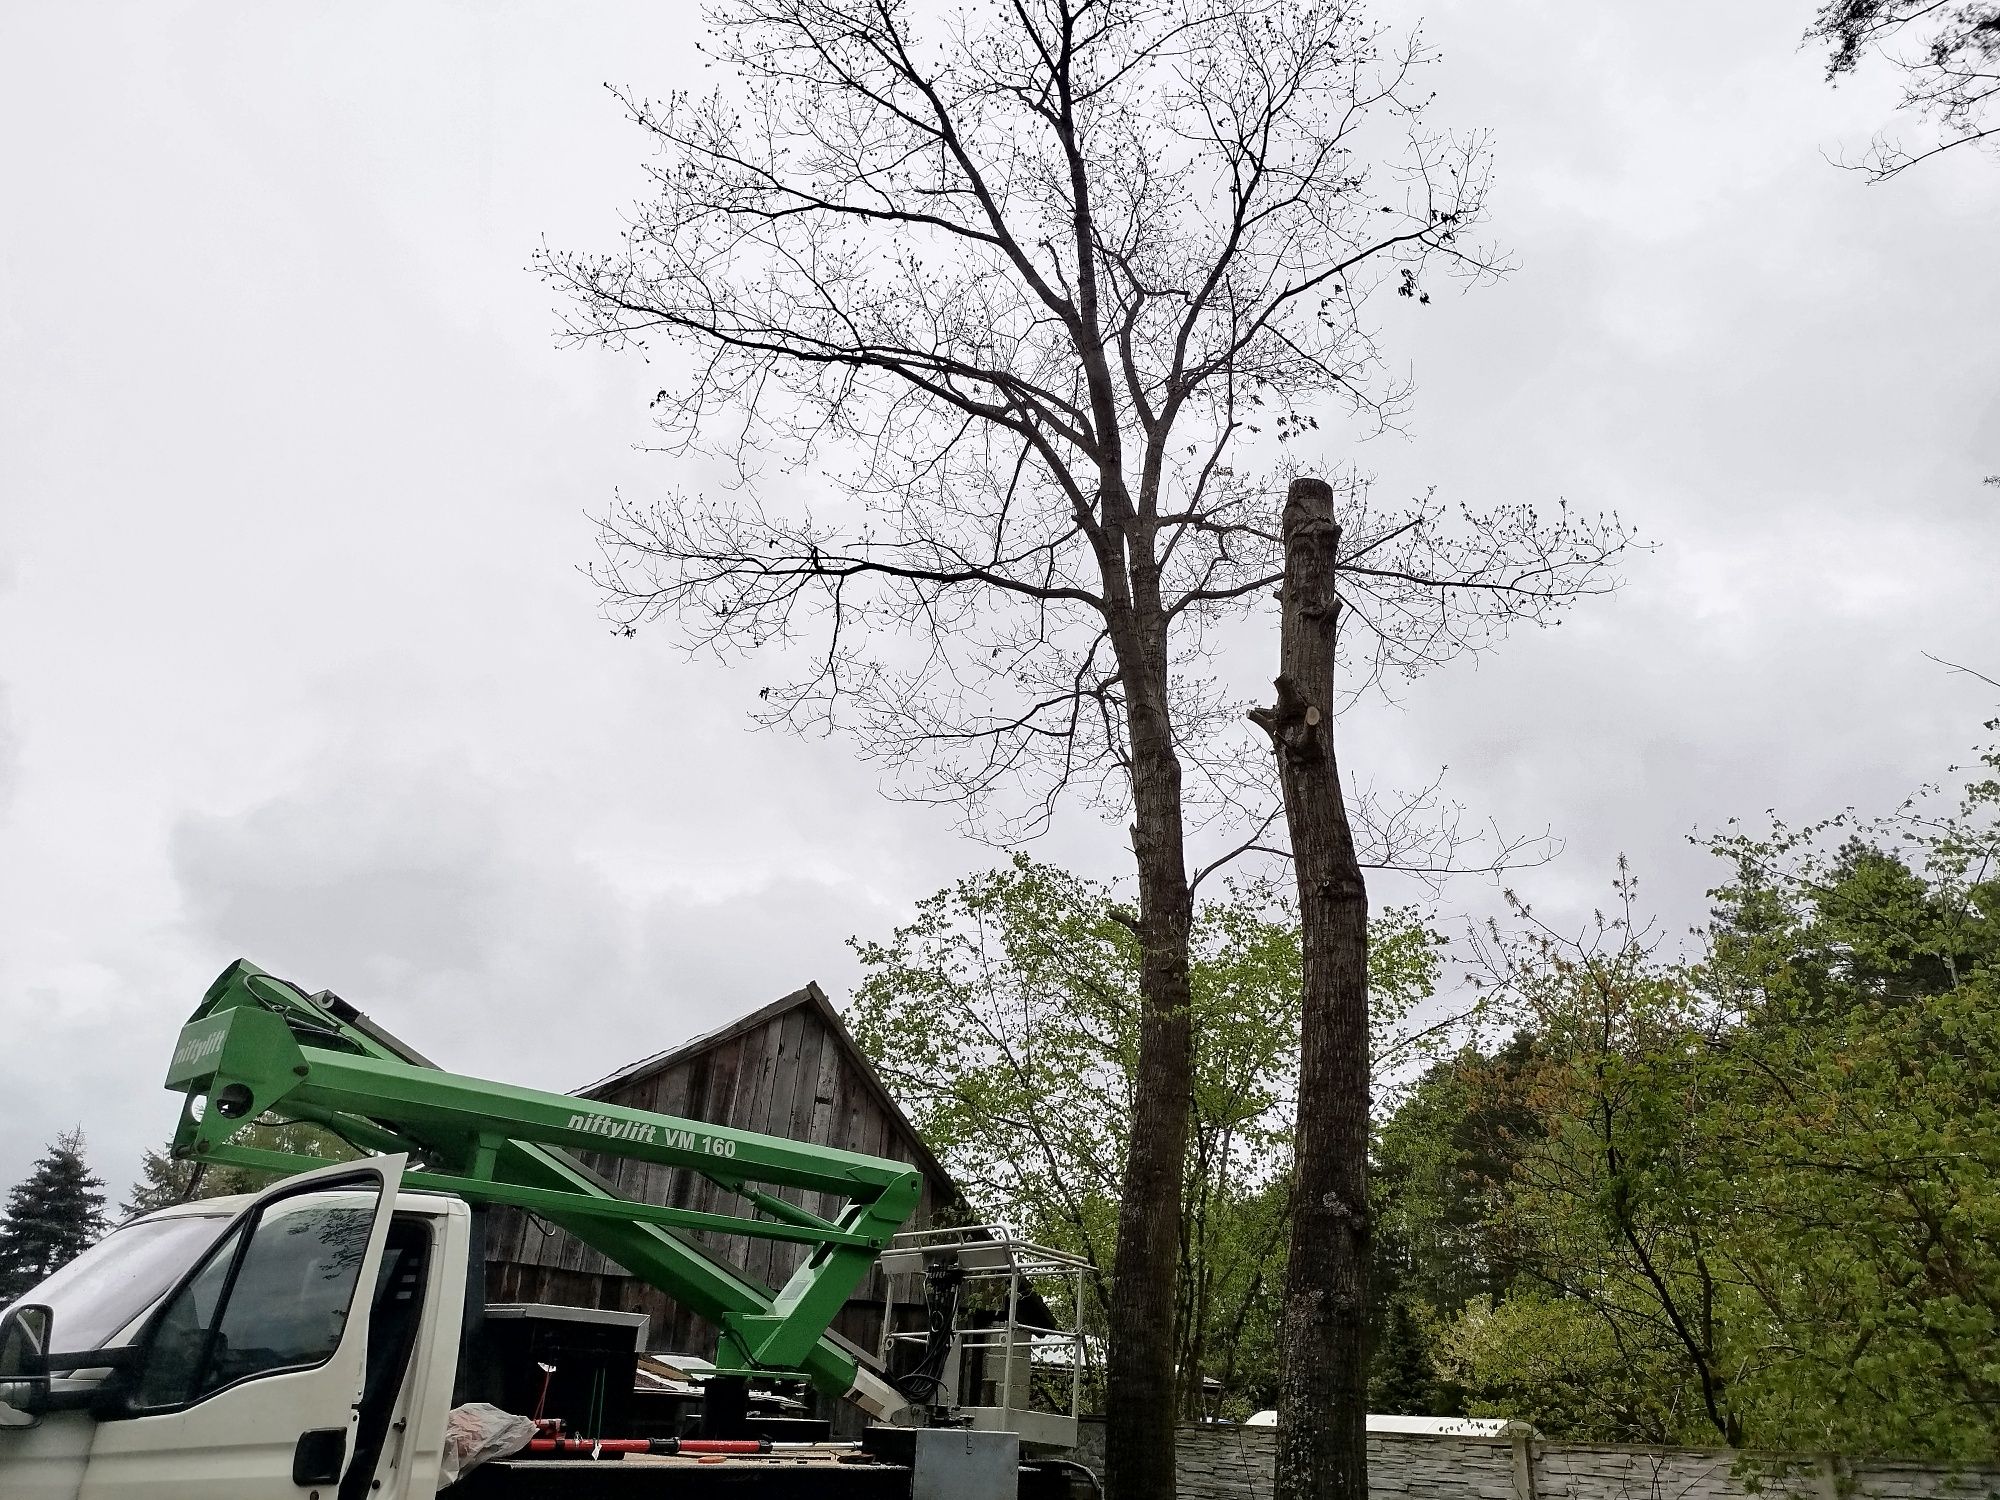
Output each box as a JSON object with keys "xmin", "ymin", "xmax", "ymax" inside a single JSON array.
[
  {"xmin": 1385, "ymin": 736, "xmax": 2000, "ymax": 1459},
  {"xmin": 1374, "ymin": 1034, "xmax": 1540, "ymax": 1318},
  {"xmin": 1368, "ymin": 1294, "xmax": 1442, "ymax": 1416},
  {"xmin": 1713, "ymin": 982, "xmax": 2000, "ymax": 1460},
  {"xmin": 67, "ymin": 741, "xmax": 1996, "ymax": 1460},
  {"xmin": 1435, "ymin": 1293, "xmax": 1688, "ymax": 1441},
  {"xmin": 1706, "ymin": 743, "xmax": 2000, "ymax": 1021},
  {"xmin": 1453, "ymin": 872, "xmax": 1736, "ymax": 1444},
  {"xmin": 847, "ymin": 854, "xmax": 1459, "ymax": 1414},
  {"xmin": 0, "ymin": 1129, "xmax": 108, "ymax": 1301},
  {"xmin": 1369, "ymin": 1034, "xmax": 1541, "ymax": 1417},
  {"xmin": 1698, "ymin": 738, "xmax": 2000, "ymax": 1459}
]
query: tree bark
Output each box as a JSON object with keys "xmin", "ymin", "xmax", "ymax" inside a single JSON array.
[
  {"xmin": 1253, "ymin": 477, "xmax": 1372, "ymax": 1500},
  {"xmin": 1105, "ymin": 617, "xmax": 1197, "ymax": 1500}
]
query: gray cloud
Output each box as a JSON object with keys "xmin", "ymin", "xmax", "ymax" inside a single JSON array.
[
  {"xmin": 0, "ymin": 750, "xmax": 913, "ymax": 1205},
  {"xmin": 168, "ymin": 757, "xmax": 901, "ymax": 1088},
  {"xmin": 171, "ymin": 762, "xmax": 622, "ymax": 1001}
]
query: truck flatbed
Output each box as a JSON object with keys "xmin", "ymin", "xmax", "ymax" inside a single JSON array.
[{"xmin": 462, "ymin": 1454, "xmax": 915, "ymax": 1499}]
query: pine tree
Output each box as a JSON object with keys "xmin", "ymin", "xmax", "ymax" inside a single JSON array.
[
  {"xmin": 120, "ymin": 1147, "xmax": 201, "ymax": 1219},
  {"xmin": 1368, "ymin": 1298, "xmax": 1448, "ymax": 1417},
  {"xmin": 0, "ymin": 1129, "xmax": 108, "ymax": 1300}
]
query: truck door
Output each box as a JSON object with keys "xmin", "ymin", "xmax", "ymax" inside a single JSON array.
[{"xmin": 78, "ymin": 1155, "xmax": 407, "ymax": 1500}]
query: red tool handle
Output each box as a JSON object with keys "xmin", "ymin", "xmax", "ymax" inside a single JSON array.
[{"xmin": 523, "ymin": 1437, "xmax": 775, "ymax": 1457}]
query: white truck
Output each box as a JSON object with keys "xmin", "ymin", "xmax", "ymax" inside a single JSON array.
[
  {"xmin": 2, "ymin": 1159, "xmax": 474, "ymax": 1500},
  {"xmin": 0, "ymin": 963, "xmax": 1096, "ymax": 1500}
]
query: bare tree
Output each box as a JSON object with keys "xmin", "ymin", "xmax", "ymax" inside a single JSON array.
[
  {"xmin": 1810, "ymin": 0, "xmax": 2000, "ymax": 179},
  {"xmin": 541, "ymin": 0, "xmax": 1629, "ymax": 1492}
]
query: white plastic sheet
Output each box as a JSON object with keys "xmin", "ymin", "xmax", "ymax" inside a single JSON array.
[{"xmin": 438, "ymin": 1402, "xmax": 537, "ymax": 1488}]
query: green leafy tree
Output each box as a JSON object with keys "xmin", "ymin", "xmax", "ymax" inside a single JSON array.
[
  {"xmin": 1709, "ymin": 983, "xmax": 2000, "ymax": 1459},
  {"xmin": 1416, "ymin": 735, "xmax": 2000, "ymax": 1459},
  {"xmin": 1699, "ymin": 735, "xmax": 2000, "ymax": 1459},
  {"xmin": 1433, "ymin": 1292, "xmax": 1688, "ymax": 1441},
  {"xmin": 1457, "ymin": 874, "xmax": 1736, "ymax": 1445},
  {"xmin": 1369, "ymin": 1032, "xmax": 1541, "ymax": 1415},
  {"xmin": 0, "ymin": 1129, "xmax": 108, "ymax": 1301},
  {"xmin": 847, "ymin": 855, "xmax": 1460, "ymax": 1414}
]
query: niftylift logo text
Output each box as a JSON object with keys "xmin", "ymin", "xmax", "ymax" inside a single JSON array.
[
  {"xmin": 171, "ymin": 1029, "xmax": 226, "ymax": 1073},
  {"xmin": 565, "ymin": 1112, "xmax": 738, "ymax": 1158}
]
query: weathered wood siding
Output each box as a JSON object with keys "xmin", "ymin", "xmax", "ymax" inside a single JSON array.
[{"xmin": 483, "ymin": 989, "xmax": 953, "ymax": 1360}]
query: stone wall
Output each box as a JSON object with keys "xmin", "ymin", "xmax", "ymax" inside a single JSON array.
[
  {"xmin": 1063, "ymin": 1420, "xmax": 2000, "ymax": 1500},
  {"xmin": 1064, "ymin": 1425, "xmax": 1520, "ymax": 1500}
]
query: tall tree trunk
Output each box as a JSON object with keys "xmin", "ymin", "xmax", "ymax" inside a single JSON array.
[
  {"xmin": 1105, "ymin": 631, "xmax": 1196, "ymax": 1500},
  {"xmin": 1253, "ymin": 477, "xmax": 1372, "ymax": 1500}
]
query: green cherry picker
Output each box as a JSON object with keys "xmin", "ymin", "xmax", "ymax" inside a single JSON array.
[{"xmin": 0, "ymin": 962, "xmax": 1093, "ymax": 1500}]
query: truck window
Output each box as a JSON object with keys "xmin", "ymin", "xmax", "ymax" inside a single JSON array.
[
  {"xmin": 5, "ymin": 1214, "xmax": 233, "ymax": 1352},
  {"xmin": 131, "ymin": 1186, "xmax": 381, "ymax": 1409}
]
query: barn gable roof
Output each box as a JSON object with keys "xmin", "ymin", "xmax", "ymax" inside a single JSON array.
[{"xmin": 574, "ymin": 981, "xmax": 959, "ymax": 1201}]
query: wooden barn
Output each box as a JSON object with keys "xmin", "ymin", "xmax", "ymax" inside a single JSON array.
[{"xmin": 482, "ymin": 981, "xmax": 961, "ymax": 1367}]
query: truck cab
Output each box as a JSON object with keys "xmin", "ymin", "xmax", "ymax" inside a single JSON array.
[
  {"xmin": 2, "ymin": 1161, "xmax": 1092, "ymax": 1500},
  {"xmin": 1, "ymin": 1156, "xmax": 469, "ymax": 1500}
]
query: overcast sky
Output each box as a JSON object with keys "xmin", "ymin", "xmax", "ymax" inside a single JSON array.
[{"xmin": 2, "ymin": 2, "xmax": 1995, "ymax": 1200}]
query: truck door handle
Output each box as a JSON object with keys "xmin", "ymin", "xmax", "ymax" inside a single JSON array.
[{"xmin": 293, "ymin": 1428, "xmax": 347, "ymax": 1486}]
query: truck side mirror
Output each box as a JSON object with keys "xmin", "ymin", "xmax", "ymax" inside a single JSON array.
[{"xmin": 0, "ymin": 1304, "xmax": 52, "ymax": 1428}]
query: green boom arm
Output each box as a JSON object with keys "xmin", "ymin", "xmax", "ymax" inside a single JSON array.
[{"xmin": 163, "ymin": 961, "xmax": 922, "ymax": 1411}]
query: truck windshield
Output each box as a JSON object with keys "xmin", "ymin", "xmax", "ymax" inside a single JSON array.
[{"xmin": 6, "ymin": 1214, "xmax": 234, "ymax": 1351}]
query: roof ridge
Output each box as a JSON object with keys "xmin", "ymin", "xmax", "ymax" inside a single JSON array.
[
  {"xmin": 571, "ymin": 983, "xmax": 820, "ymax": 1097},
  {"xmin": 569, "ymin": 982, "xmax": 962, "ymax": 1200}
]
